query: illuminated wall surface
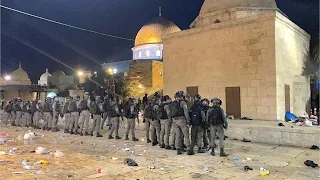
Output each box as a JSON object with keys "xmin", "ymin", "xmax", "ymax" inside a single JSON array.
[
  {"xmin": 102, "ymin": 61, "xmax": 131, "ymax": 73},
  {"xmin": 132, "ymin": 43, "xmax": 163, "ymax": 60},
  {"xmin": 163, "ymin": 9, "xmax": 310, "ymax": 121}
]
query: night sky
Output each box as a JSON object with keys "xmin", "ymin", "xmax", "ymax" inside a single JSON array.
[{"xmin": 1, "ymin": 0, "xmax": 319, "ymax": 83}]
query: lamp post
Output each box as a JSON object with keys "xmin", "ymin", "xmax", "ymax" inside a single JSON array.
[{"xmin": 106, "ymin": 68, "xmax": 117, "ymax": 94}]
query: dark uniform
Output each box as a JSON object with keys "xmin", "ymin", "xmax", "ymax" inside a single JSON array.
[{"xmin": 124, "ymin": 98, "xmax": 139, "ymax": 141}]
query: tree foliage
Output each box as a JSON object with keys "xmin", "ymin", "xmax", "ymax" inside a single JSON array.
[
  {"xmin": 123, "ymin": 79, "xmax": 144, "ymax": 98},
  {"xmin": 81, "ymin": 68, "xmax": 128, "ymax": 97}
]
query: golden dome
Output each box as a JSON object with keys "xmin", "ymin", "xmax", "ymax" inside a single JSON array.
[
  {"xmin": 135, "ymin": 17, "xmax": 181, "ymax": 47},
  {"xmin": 9, "ymin": 62, "xmax": 31, "ymax": 85},
  {"xmin": 199, "ymin": 0, "xmax": 277, "ymax": 15}
]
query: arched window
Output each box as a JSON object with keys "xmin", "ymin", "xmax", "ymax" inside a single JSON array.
[
  {"xmin": 139, "ymin": 51, "xmax": 142, "ymax": 58},
  {"xmin": 156, "ymin": 49, "xmax": 161, "ymax": 56},
  {"xmin": 146, "ymin": 50, "xmax": 150, "ymax": 57}
]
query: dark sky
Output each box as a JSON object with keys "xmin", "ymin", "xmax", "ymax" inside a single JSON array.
[{"xmin": 1, "ymin": 0, "xmax": 319, "ymax": 83}]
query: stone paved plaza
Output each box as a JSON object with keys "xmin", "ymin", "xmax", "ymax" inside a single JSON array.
[{"xmin": 0, "ymin": 120, "xmax": 319, "ymax": 180}]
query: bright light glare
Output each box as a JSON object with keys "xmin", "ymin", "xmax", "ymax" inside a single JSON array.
[
  {"xmin": 138, "ymin": 84, "xmax": 143, "ymax": 89},
  {"xmin": 77, "ymin": 71, "xmax": 83, "ymax": 76},
  {"xmin": 4, "ymin": 75, "xmax": 11, "ymax": 81}
]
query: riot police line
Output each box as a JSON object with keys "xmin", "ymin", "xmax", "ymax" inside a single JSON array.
[{"xmin": 2, "ymin": 91, "xmax": 228, "ymax": 157}]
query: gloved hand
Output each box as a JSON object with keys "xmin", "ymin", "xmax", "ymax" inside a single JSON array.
[
  {"xmin": 143, "ymin": 118, "xmax": 145, "ymax": 123},
  {"xmin": 223, "ymin": 123, "xmax": 228, "ymax": 130}
]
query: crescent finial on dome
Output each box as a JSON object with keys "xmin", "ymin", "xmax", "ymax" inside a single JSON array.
[{"xmin": 19, "ymin": 62, "xmax": 22, "ymax": 68}]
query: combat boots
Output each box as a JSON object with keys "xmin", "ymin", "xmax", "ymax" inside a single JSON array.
[
  {"xmin": 211, "ymin": 149, "xmax": 215, "ymax": 156},
  {"xmin": 220, "ymin": 148, "xmax": 228, "ymax": 157},
  {"xmin": 115, "ymin": 136, "xmax": 122, "ymax": 140},
  {"xmin": 187, "ymin": 150, "xmax": 194, "ymax": 155},
  {"xmin": 108, "ymin": 135, "xmax": 114, "ymax": 139},
  {"xmin": 198, "ymin": 147, "xmax": 205, "ymax": 153},
  {"xmin": 132, "ymin": 137, "xmax": 139, "ymax": 142},
  {"xmin": 147, "ymin": 139, "xmax": 152, "ymax": 143},
  {"xmin": 177, "ymin": 149, "xmax": 183, "ymax": 155},
  {"xmin": 125, "ymin": 136, "xmax": 129, "ymax": 140},
  {"xmin": 96, "ymin": 133, "xmax": 103, "ymax": 137}
]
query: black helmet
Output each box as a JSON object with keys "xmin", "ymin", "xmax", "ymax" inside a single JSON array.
[
  {"xmin": 154, "ymin": 92, "xmax": 161, "ymax": 99},
  {"xmin": 211, "ymin": 97, "xmax": 221, "ymax": 105},
  {"xmin": 201, "ymin": 98, "xmax": 209, "ymax": 104},
  {"xmin": 175, "ymin": 91, "xmax": 185, "ymax": 98},
  {"xmin": 162, "ymin": 95, "xmax": 170, "ymax": 102},
  {"xmin": 194, "ymin": 94, "xmax": 201, "ymax": 101}
]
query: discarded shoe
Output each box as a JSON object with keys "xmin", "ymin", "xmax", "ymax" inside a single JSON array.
[
  {"xmin": 304, "ymin": 160, "xmax": 318, "ymax": 168},
  {"xmin": 310, "ymin": 145, "xmax": 319, "ymax": 150},
  {"xmin": 244, "ymin": 166, "xmax": 253, "ymax": 171},
  {"xmin": 242, "ymin": 138, "xmax": 251, "ymax": 142},
  {"xmin": 124, "ymin": 158, "xmax": 138, "ymax": 166}
]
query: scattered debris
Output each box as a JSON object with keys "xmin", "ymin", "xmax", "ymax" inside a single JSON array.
[
  {"xmin": 246, "ymin": 158, "xmax": 252, "ymax": 161},
  {"xmin": 0, "ymin": 132, "xmax": 8, "ymax": 137},
  {"xmin": 8, "ymin": 148, "xmax": 17, "ymax": 153},
  {"xmin": 36, "ymin": 160, "xmax": 49, "ymax": 165},
  {"xmin": 112, "ymin": 157, "xmax": 118, "ymax": 161},
  {"xmin": 304, "ymin": 160, "xmax": 318, "ymax": 168},
  {"xmin": 242, "ymin": 138, "xmax": 251, "ymax": 142},
  {"xmin": 241, "ymin": 117, "xmax": 253, "ymax": 120},
  {"xmin": 124, "ymin": 158, "xmax": 138, "ymax": 166},
  {"xmin": 278, "ymin": 123, "xmax": 285, "ymax": 126},
  {"xmin": 34, "ymin": 170, "xmax": 45, "ymax": 175},
  {"xmin": 96, "ymin": 168, "xmax": 102, "ymax": 173},
  {"xmin": 0, "ymin": 160, "xmax": 12, "ymax": 165},
  {"xmin": 244, "ymin": 166, "xmax": 253, "ymax": 171},
  {"xmin": 148, "ymin": 166, "xmax": 155, "ymax": 169},
  {"xmin": 260, "ymin": 167, "xmax": 270, "ymax": 176},
  {"xmin": 233, "ymin": 156, "xmax": 239, "ymax": 161},
  {"xmin": 0, "ymin": 138, "xmax": 7, "ymax": 145},
  {"xmin": 202, "ymin": 167, "xmax": 209, "ymax": 173},
  {"xmin": 53, "ymin": 150, "xmax": 64, "ymax": 158},
  {"xmin": 23, "ymin": 165, "xmax": 36, "ymax": 170},
  {"xmin": 0, "ymin": 151, "xmax": 6, "ymax": 155},
  {"xmin": 24, "ymin": 131, "xmax": 36, "ymax": 141},
  {"xmin": 122, "ymin": 147, "xmax": 130, "ymax": 151},
  {"xmin": 310, "ymin": 145, "xmax": 319, "ymax": 150},
  {"xmin": 12, "ymin": 172, "xmax": 24, "ymax": 174},
  {"xmin": 35, "ymin": 147, "xmax": 50, "ymax": 154}
]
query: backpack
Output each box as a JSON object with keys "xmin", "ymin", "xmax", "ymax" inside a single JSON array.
[
  {"xmin": 62, "ymin": 102, "xmax": 70, "ymax": 114},
  {"xmin": 157, "ymin": 104, "xmax": 168, "ymax": 120},
  {"xmin": 30, "ymin": 103, "xmax": 37, "ymax": 114},
  {"xmin": 79, "ymin": 99, "xmax": 88, "ymax": 110},
  {"xmin": 68, "ymin": 101, "xmax": 78, "ymax": 112},
  {"xmin": 15, "ymin": 103, "xmax": 22, "ymax": 111},
  {"xmin": 89, "ymin": 101, "xmax": 98, "ymax": 114},
  {"xmin": 54, "ymin": 102, "xmax": 62, "ymax": 113},
  {"xmin": 110, "ymin": 103, "xmax": 120, "ymax": 117},
  {"xmin": 169, "ymin": 101, "xmax": 184, "ymax": 118},
  {"xmin": 190, "ymin": 105, "xmax": 203, "ymax": 126},
  {"xmin": 144, "ymin": 103, "xmax": 153, "ymax": 119},
  {"xmin": 22, "ymin": 104, "xmax": 28, "ymax": 112},
  {"xmin": 4, "ymin": 104, "xmax": 12, "ymax": 112},
  {"xmin": 125, "ymin": 104, "xmax": 136, "ymax": 118},
  {"xmin": 208, "ymin": 106, "xmax": 223, "ymax": 126},
  {"xmin": 43, "ymin": 102, "xmax": 51, "ymax": 112}
]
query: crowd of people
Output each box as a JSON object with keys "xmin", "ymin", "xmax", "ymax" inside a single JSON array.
[{"xmin": 2, "ymin": 91, "xmax": 228, "ymax": 156}]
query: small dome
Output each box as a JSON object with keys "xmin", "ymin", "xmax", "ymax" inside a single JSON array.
[
  {"xmin": 135, "ymin": 17, "xmax": 181, "ymax": 47},
  {"xmin": 40, "ymin": 68, "xmax": 52, "ymax": 81},
  {"xmin": 199, "ymin": 0, "xmax": 277, "ymax": 15},
  {"xmin": 9, "ymin": 62, "xmax": 31, "ymax": 85},
  {"xmin": 52, "ymin": 71, "xmax": 65, "ymax": 77}
]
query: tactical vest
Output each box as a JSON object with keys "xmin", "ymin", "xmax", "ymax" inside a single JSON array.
[
  {"xmin": 170, "ymin": 100, "xmax": 184, "ymax": 118},
  {"xmin": 208, "ymin": 106, "xmax": 223, "ymax": 126}
]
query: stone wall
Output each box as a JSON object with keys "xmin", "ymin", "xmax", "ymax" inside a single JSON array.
[
  {"xmin": 152, "ymin": 61, "xmax": 163, "ymax": 90},
  {"xmin": 4, "ymin": 90, "xmax": 35, "ymax": 102},
  {"xmin": 163, "ymin": 12, "xmax": 278, "ymax": 120},
  {"xmin": 275, "ymin": 12, "xmax": 311, "ymax": 119}
]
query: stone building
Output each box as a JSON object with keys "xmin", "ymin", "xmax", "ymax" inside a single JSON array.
[
  {"xmin": 1, "ymin": 63, "xmax": 42, "ymax": 102},
  {"xmin": 38, "ymin": 68, "xmax": 52, "ymax": 86},
  {"xmin": 129, "ymin": 9, "xmax": 181, "ymax": 97},
  {"xmin": 163, "ymin": 0, "xmax": 311, "ymax": 120},
  {"xmin": 47, "ymin": 70, "xmax": 77, "ymax": 91}
]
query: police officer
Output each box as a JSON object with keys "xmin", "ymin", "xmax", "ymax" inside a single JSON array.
[
  {"xmin": 124, "ymin": 98, "xmax": 139, "ymax": 141},
  {"xmin": 21, "ymin": 101, "xmax": 32, "ymax": 127},
  {"xmin": 143, "ymin": 100, "xmax": 153, "ymax": 143},
  {"xmin": 172, "ymin": 91, "xmax": 193, "ymax": 155},
  {"xmin": 52, "ymin": 96, "xmax": 62, "ymax": 132},
  {"xmin": 10, "ymin": 99, "xmax": 17, "ymax": 126},
  {"xmin": 189, "ymin": 94, "xmax": 206, "ymax": 154},
  {"xmin": 159, "ymin": 95, "xmax": 172, "ymax": 149},
  {"xmin": 101, "ymin": 94, "xmax": 111, "ymax": 130},
  {"xmin": 63, "ymin": 96, "xmax": 72, "ymax": 133},
  {"xmin": 108, "ymin": 95, "xmax": 122, "ymax": 139},
  {"xmin": 89, "ymin": 96, "xmax": 103, "ymax": 137},
  {"xmin": 4, "ymin": 101, "xmax": 13, "ymax": 125},
  {"xmin": 78, "ymin": 92, "xmax": 91, "ymax": 136},
  {"xmin": 201, "ymin": 98, "xmax": 210, "ymax": 150},
  {"xmin": 14, "ymin": 98, "xmax": 23, "ymax": 126},
  {"xmin": 207, "ymin": 97, "xmax": 228, "ymax": 157},
  {"xmin": 68, "ymin": 95, "xmax": 80, "ymax": 134},
  {"xmin": 42, "ymin": 97, "xmax": 53, "ymax": 131},
  {"xmin": 150, "ymin": 93, "xmax": 161, "ymax": 146},
  {"xmin": 30, "ymin": 100, "xmax": 39, "ymax": 129}
]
